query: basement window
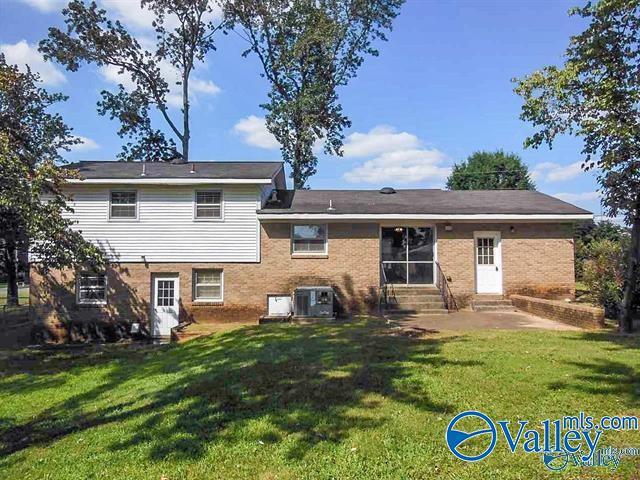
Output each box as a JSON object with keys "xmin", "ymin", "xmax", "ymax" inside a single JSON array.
[
  {"xmin": 76, "ymin": 272, "xmax": 107, "ymax": 305},
  {"xmin": 292, "ymin": 224, "xmax": 328, "ymax": 255},
  {"xmin": 195, "ymin": 190, "xmax": 222, "ymax": 220},
  {"xmin": 193, "ymin": 269, "xmax": 223, "ymax": 301}
]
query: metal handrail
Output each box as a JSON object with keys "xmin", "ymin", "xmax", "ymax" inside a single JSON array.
[
  {"xmin": 379, "ymin": 264, "xmax": 396, "ymax": 310},
  {"xmin": 435, "ymin": 261, "xmax": 458, "ymax": 311}
]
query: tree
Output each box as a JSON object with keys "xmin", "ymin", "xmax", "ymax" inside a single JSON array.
[
  {"xmin": 0, "ymin": 55, "xmax": 105, "ymax": 306},
  {"xmin": 446, "ymin": 150, "xmax": 536, "ymax": 190},
  {"xmin": 574, "ymin": 220, "xmax": 628, "ymax": 279},
  {"xmin": 225, "ymin": 0, "xmax": 404, "ymax": 188},
  {"xmin": 39, "ymin": 0, "xmax": 225, "ymax": 162},
  {"xmin": 514, "ymin": 0, "xmax": 640, "ymax": 332}
]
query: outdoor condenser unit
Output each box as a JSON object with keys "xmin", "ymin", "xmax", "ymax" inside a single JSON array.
[{"xmin": 294, "ymin": 286, "xmax": 334, "ymax": 318}]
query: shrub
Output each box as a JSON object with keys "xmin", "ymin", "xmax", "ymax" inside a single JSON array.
[{"xmin": 582, "ymin": 239, "xmax": 625, "ymax": 317}]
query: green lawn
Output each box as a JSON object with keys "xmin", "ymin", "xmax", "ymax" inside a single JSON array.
[
  {"xmin": 0, "ymin": 283, "xmax": 29, "ymax": 306},
  {"xmin": 0, "ymin": 320, "xmax": 638, "ymax": 479}
]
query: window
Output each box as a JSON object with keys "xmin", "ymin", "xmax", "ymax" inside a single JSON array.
[
  {"xmin": 193, "ymin": 269, "xmax": 223, "ymax": 301},
  {"xmin": 77, "ymin": 272, "xmax": 107, "ymax": 305},
  {"xmin": 110, "ymin": 191, "xmax": 137, "ymax": 219},
  {"xmin": 292, "ymin": 224, "xmax": 328, "ymax": 254},
  {"xmin": 476, "ymin": 238, "xmax": 495, "ymax": 265},
  {"xmin": 195, "ymin": 190, "xmax": 222, "ymax": 219}
]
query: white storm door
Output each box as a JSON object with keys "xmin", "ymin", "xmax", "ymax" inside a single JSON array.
[
  {"xmin": 475, "ymin": 232, "xmax": 502, "ymax": 294},
  {"xmin": 152, "ymin": 276, "xmax": 180, "ymax": 336}
]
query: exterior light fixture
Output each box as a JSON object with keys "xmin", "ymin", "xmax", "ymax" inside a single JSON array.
[
  {"xmin": 394, "ymin": 227, "xmax": 404, "ymax": 233},
  {"xmin": 444, "ymin": 224, "xmax": 453, "ymax": 231},
  {"xmin": 510, "ymin": 226, "xmax": 516, "ymax": 233}
]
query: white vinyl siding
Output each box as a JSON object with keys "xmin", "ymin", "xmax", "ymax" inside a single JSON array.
[{"xmin": 64, "ymin": 185, "xmax": 261, "ymax": 262}]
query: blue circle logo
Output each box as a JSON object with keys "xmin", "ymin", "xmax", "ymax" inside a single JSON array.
[{"xmin": 446, "ymin": 411, "xmax": 497, "ymax": 462}]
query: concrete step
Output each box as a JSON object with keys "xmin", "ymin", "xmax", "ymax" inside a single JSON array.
[
  {"xmin": 386, "ymin": 301, "xmax": 445, "ymax": 310},
  {"xmin": 473, "ymin": 305, "xmax": 517, "ymax": 312},
  {"xmin": 385, "ymin": 308, "xmax": 449, "ymax": 317},
  {"xmin": 391, "ymin": 287, "xmax": 440, "ymax": 294},
  {"xmin": 473, "ymin": 294, "xmax": 505, "ymax": 301},
  {"xmin": 391, "ymin": 293, "xmax": 443, "ymax": 302},
  {"xmin": 472, "ymin": 299, "xmax": 514, "ymax": 306}
]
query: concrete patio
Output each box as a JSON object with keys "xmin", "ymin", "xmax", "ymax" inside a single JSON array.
[{"xmin": 386, "ymin": 310, "xmax": 582, "ymax": 331}]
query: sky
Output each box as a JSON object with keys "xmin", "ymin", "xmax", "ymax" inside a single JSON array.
[{"xmin": 0, "ymin": 0, "xmax": 605, "ymax": 215}]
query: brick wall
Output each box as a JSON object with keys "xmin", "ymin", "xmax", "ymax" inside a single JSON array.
[
  {"xmin": 30, "ymin": 223, "xmax": 380, "ymax": 339},
  {"xmin": 437, "ymin": 223, "xmax": 575, "ymax": 307},
  {"xmin": 511, "ymin": 295, "xmax": 604, "ymax": 329},
  {"xmin": 30, "ymin": 221, "xmax": 578, "ymax": 339}
]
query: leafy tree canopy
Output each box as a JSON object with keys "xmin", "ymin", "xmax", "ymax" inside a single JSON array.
[
  {"xmin": 0, "ymin": 55, "xmax": 105, "ymax": 306},
  {"xmin": 446, "ymin": 150, "xmax": 536, "ymax": 190},
  {"xmin": 225, "ymin": 0, "xmax": 404, "ymax": 188},
  {"xmin": 514, "ymin": 0, "xmax": 640, "ymax": 331},
  {"xmin": 39, "ymin": 0, "xmax": 225, "ymax": 162}
]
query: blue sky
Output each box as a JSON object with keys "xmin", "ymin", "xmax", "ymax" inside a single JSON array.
[{"xmin": 1, "ymin": 0, "xmax": 603, "ymax": 214}]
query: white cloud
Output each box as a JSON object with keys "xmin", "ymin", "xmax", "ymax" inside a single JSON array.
[
  {"xmin": 233, "ymin": 115, "xmax": 280, "ymax": 149},
  {"xmin": 344, "ymin": 148, "xmax": 450, "ymax": 185},
  {"xmin": 18, "ymin": 0, "xmax": 65, "ymax": 12},
  {"xmin": 552, "ymin": 191, "xmax": 600, "ymax": 203},
  {"xmin": 342, "ymin": 125, "xmax": 420, "ymax": 158},
  {"xmin": 0, "ymin": 40, "xmax": 66, "ymax": 86},
  {"xmin": 99, "ymin": 60, "xmax": 220, "ymax": 108},
  {"xmin": 532, "ymin": 161, "xmax": 583, "ymax": 182},
  {"xmin": 69, "ymin": 136, "xmax": 100, "ymax": 151}
]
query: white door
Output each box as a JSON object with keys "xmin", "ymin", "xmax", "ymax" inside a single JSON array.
[
  {"xmin": 152, "ymin": 275, "xmax": 180, "ymax": 336},
  {"xmin": 475, "ymin": 232, "xmax": 502, "ymax": 294}
]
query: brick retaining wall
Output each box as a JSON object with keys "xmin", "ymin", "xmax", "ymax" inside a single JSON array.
[{"xmin": 511, "ymin": 295, "xmax": 604, "ymax": 329}]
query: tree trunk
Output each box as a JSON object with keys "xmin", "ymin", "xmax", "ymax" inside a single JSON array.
[
  {"xmin": 619, "ymin": 213, "xmax": 640, "ymax": 333},
  {"xmin": 3, "ymin": 238, "xmax": 19, "ymax": 307},
  {"xmin": 182, "ymin": 69, "xmax": 190, "ymax": 162}
]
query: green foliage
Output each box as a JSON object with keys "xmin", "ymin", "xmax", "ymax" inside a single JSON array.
[
  {"xmin": 225, "ymin": 0, "xmax": 404, "ymax": 188},
  {"xmin": 514, "ymin": 0, "xmax": 640, "ymax": 330},
  {"xmin": 0, "ymin": 55, "xmax": 105, "ymax": 305},
  {"xmin": 39, "ymin": 0, "xmax": 225, "ymax": 161},
  {"xmin": 582, "ymin": 239, "xmax": 626, "ymax": 317},
  {"xmin": 446, "ymin": 150, "xmax": 535, "ymax": 190},
  {"xmin": 574, "ymin": 220, "xmax": 628, "ymax": 279}
]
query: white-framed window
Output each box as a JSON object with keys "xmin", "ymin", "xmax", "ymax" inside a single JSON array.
[
  {"xmin": 291, "ymin": 224, "xmax": 328, "ymax": 254},
  {"xmin": 193, "ymin": 269, "xmax": 223, "ymax": 301},
  {"xmin": 76, "ymin": 272, "xmax": 107, "ymax": 305},
  {"xmin": 109, "ymin": 190, "xmax": 137, "ymax": 219},
  {"xmin": 194, "ymin": 190, "xmax": 222, "ymax": 220}
]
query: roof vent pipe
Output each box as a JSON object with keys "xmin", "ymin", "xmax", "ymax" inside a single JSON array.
[
  {"xmin": 327, "ymin": 199, "xmax": 336, "ymax": 213},
  {"xmin": 141, "ymin": 163, "xmax": 146, "ymax": 177},
  {"xmin": 379, "ymin": 187, "xmax": 396, "ymax": 194},
  {"xmin": 190, "ymin": 164, "xmax": 196, "ymax": 174}
]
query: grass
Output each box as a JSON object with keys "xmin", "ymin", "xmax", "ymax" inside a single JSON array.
[
  {"xmin": 0, "ymin": 319, "xmax": 638, "ymax": 479},
  {"xmin": 0, "ymin": 283, "xmax": 29, "ymax": 307}
]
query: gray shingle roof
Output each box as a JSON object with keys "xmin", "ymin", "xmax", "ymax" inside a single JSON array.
[
  {"xmin": 259, "ymin": 189, "xmax": 592, "ymax": 215},
  {"xmin": 65, "ymin": 161, "xmax": 284, "ymax": 180}
]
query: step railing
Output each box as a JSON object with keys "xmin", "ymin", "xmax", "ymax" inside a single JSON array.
[
  {"xmin": 379, "ymin": 265, "xmax": 397, "ymax": 311},
  {"xmin": 435, "ymin": 261, "xmax": 458, "ymax": 312}
]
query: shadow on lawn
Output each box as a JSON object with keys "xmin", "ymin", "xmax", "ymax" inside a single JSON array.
[
  {"xmin": 549, "ymin": 331, "xmax": 639, "ymax": 404},
  {"xmin": 0, "ymin": 320, "xmax": 475, "ymax": 461}
]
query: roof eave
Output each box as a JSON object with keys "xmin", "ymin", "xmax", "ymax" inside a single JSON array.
[
  {"xmin": 67, "ymin": 178, "xmax": 274, "ymax": 185},
  {"xmin": 257, "ymin": 213, "xmax": 593, "ymax": 222}
]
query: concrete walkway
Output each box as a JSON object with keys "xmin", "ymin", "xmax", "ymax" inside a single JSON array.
[{"xmin": 387, "ymin": 310, "xmax": 582, "ymax": 332}]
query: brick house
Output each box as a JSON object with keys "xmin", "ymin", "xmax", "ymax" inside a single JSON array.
[{"xmin": 29, "ymin": 161, "xmax": 592, "ymax": 339}]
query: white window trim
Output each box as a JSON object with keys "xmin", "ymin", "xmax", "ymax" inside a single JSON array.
[
  {"xmin": 291, "ymin": 224, "xmax": 329, "ymax": 256},
  {"xmin": 76, "ymin": 272, "xmax": 108, "ymax": 306},
  {"xmin": 193, "ymin": 189, "xmax": 224, "ymax": 221},
  {"xmin": 108, "ymin": 189, "xmax": 138, "ymax": 221},
  {"xmin": 192, "ymin": 269, "xmax": 224, "ymax": 302}
]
